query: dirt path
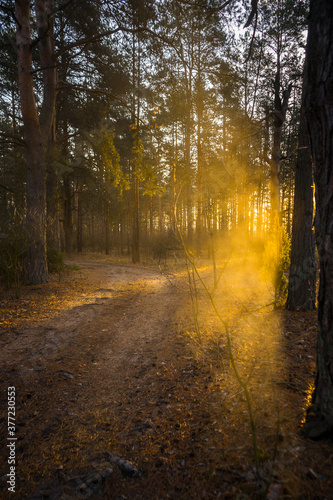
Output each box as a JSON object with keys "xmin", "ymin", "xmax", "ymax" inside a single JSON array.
[
  {"xmin": 1, "ymin": 259, "xmax": 333, "ymax": 500},
  {"xmin": 0, "ymin": 262, "xmax": 221, "ymax": 499}
]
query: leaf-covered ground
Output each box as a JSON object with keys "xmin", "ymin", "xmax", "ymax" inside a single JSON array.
[{"xmin": 0, "ymin": 254, "xmax": 332, "ymax": 499}]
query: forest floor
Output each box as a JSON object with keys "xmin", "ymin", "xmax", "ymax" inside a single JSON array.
[{"xmin": 0, "ymin": 253, "xmax": 332, "ymax": 500}]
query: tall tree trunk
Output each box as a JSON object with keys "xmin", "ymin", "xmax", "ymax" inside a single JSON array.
[
  {"xmin": 271, "ymin": 53, "xmax": 292, "ymax": 217},
  {"xmin": 184, "ymin": 65, "xmax": 193, "ymax": 242},
  {"xmin": 130, "ymin": 25, "xmax": 141, "ymax": 264},
  {"xmin": 63, "ymin": 173, "xmax": 73, "ymax": 252},
  {"xmin": 104, "ymin": 199, "xmax": 110, "ymax": 255},
  {"xmin": 77, "ymin": 177, "xmax": 83, "ymax": 252},
  {"xmin": 132, "ymin": 174, "xmax": 140, "ymax": 263},
  {"xmin": 196, "ymin": 30, "xmax": 204, "ymax": 255},
  {"xmin": 286, "ymin": 106, "xmax": 316, "ymax": 311},
  {"xmin": 15, "ymin": 0, "xmax": 56, "ymax": 284},
  {"xmin": 11, "ymin": 90, "xmax": 22, "ymax": 210},
  {"xmin": 46, "ymin": 121, "xmax": 60, "ymax": 251},
  {"xmin": 302, "ymin": 0, "xmax": 333, "ymax": 439}
]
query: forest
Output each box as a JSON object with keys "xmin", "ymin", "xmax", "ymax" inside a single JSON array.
[{"xmin": 0, "ymin": 0, "xmax": 333, "ymax": 498}]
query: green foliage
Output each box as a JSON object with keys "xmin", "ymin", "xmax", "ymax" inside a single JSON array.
[
  {"xmin": 47, "ymin": 248, "xmax": 64, "ymax": 272},
  {"xmin": 100, "ymin": 128, "xmax": 129, "ymax": 193},
  {"xmin": 89, "ymin": 126, "xmax": 130, "ymax": 194},
  {"xmin": 131, "ymin": 125, "xmax": 166, "ymax": 197},
  {"xmin": 47, "ymin": 249, "xmax": 65, "ymax": 280},
  {"xmin": 260, "ymin": 213, "xmax": 291, "ymax": 307}
]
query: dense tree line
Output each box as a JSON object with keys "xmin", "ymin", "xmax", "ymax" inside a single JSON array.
[{"xmin": 0, "ymin": 0, "xmax": 306, "ymax": 267}]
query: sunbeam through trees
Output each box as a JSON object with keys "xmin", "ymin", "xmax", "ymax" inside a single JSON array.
[{"xmin": 1, "ymin": 0, "xmax": 333, "ymax": 498}]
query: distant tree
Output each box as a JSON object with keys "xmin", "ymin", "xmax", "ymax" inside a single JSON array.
[{"xmin": 258, "ymin": 0, "xmax": 306, "ymax": 218}]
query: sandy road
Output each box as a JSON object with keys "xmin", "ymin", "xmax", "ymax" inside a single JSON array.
[
  {"xmin": 0, "ymin": 262, "xmax": 216, "ymax": 499},
  {"xmin": 0, "ymin": 263, "xmax": 182, "ymax": 383},
  {"xmin": 2, "ymin": 260, "xmax": 332, "ymax": 500}
]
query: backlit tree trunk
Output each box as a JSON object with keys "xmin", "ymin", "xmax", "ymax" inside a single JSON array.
[
  {"xmin": 302, "ymin": 0, "xmax": 333, "ymax": 439},
  {"xmin": 15, "ymin": 0, "xmax": 56, "ymax": 284},
  {"xmin": 286, "ymin": 106, "xmax": 316, "ymax": 311}
]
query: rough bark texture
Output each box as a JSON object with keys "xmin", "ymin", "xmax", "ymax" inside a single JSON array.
[
  {"xmin": 15, "ymin": 0, "xmax": 48, "ymax": 284},
  {"xmin": 302, "ymin": 0, "xmax": 333, "ymax": 439},
  {"xmin": 286, "ymin": 107, "xmax": 316, "ymax": 311},
  {"xmin": 132, "ymin": 174, "xmax": 140, "ymax": 263},
  {"xmin": 63, "ymin": 173, "xmax": 73, "ymax": 253},
  {"xmin": 15, "ymin": 0, "xmax": 56, "ymax": 284},
  {"xmin": 271, "ymin": 54, "xmax": 292, "ymax": 216}
]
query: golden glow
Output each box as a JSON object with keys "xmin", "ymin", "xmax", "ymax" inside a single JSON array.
[
  {"xmin": 300, "ymin": 382, "xmax": 315, "ymax": 425},
  {"xmin": 181, "ymin": 216, "xmax": 300, "ymax": 463}
]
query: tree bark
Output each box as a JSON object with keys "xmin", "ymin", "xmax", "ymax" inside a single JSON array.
[
  {"xmin": 271, "ymin": 54, "xmax": 292, "ymax": 217},
  {"xmin": 302, "ymin": 0, "xmax": 333, "ymax": 439},
  {"xmin": 15, "ymin": 0, "xmax": 56, "ymax": 284},
  {"xmin": 132, "ymin": 173, "xmax": 140, "ymax": 263},
  {"xmin": 286, "ymin": 106, "xmax": 316, "ymax": 311},
  {"xmin": 77, "ymin": 177, "xmax": 83, "ymax": 253},
  {"xmin": 63, "ymin": 173, "xmax": 73, "ymax": 253},
  {"xmin": 46, "ymin": 121, "xmax": 60, "ymax": 251}
]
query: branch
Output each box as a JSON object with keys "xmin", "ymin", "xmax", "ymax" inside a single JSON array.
[
  {"xmin": 56, "ymin": 83, "xmax": 146, "ymax": 125},
  {"xmin": 280, "ymin": 148, "xmax": 297, "ymax": 162},
  {"xmin": 55, "ymin": 0, "xmax": 76, "ymax": 13},
  {"xmin": 0, "ymin": 182, "xmax": 14, "ymax": 193},
  {"xmin": 0, "ymin": 132, "xmax": 25, "ymax": 147},
  {"xmin": 56, "ymin": 25, "xmax": 148, "ymax": 58},
  {"xmin": 205, "ymin": 0, "xmax": 234, "ymax": 20},
  {"xmin": 56, "ymin": 27, "xmax": 122, "ymax": 57},
  {"xmin": 55, "ymin": 130, "xmax": 80, "ymax": 145},
  {"xmin": 244, "ymin": 0, "xmax": 258, "ymax": 28},
  {"xmin": 0, "ymin": 2, "xmax": 21, "ymax": 28},
  {"xmin": 244, "ymin": 0, "xmax": 258, "ymax": 62},
  {"xmin": 138, "ymin": 27, "xmax": 189, "ymax": 70}
]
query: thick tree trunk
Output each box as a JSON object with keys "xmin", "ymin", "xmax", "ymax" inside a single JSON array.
[
  {"xmin": 302, "ymin": 0, "xmax": 333, "ymax": 439},
  {"xmin": 24, "ymin": 145, "xmax": 48, "ymax": 284},
  {"xmin": 15, "ymin": 0, "xmax": 47, "ymax": 284},
  {"xmin": 15, "ymin": 0, "xmax": 56, "ymax": 284},
  {"xmin": 286, "ymin": 107, "xmax": 316, "ymax": 311}
]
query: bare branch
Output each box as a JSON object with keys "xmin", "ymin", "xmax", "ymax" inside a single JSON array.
[
  {"xmin": 244, "ymin": 0, "xmax": 258, "ymax": 28},
  {"xmin": 0, "ymin": 131, "xmax": 25, "ymax": 147},
  {"xmin": 56, "ymin": 25, "xmax": 149, "ymax": 58},
  {"xmin": 0, "ymin": 182, "xmax": 14, "ymax": 193},
  {"xmin": 205, "ymin": 0, "xmax": 234, "ymax": 20},
  {"xmin": 56, "ymin": 83, "xmax": 147, "ymax": 125},
  {"xmin": 56, "ymin": 27, "xmax": 122, "ymax": 57},
  {"xmin": 244, "ymin": 0, "xmax": 258, "ymax": 62}
]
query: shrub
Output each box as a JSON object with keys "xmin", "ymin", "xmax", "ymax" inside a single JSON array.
[
  {"xmin": 260, "ymin": 213, "xmax": 291, "ymax": 307},
  {"xmin": 47, "ymin": 248, "xmax": 65, "ymax": 277},
  {"xmin": 0, "ymin": 229, "xmax": 26, "ymax": 297}
]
